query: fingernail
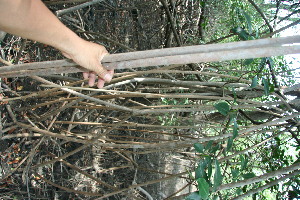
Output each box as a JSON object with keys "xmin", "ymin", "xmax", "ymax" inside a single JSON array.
[{"xmin": 104, "ymin": 74, "xmax": 112, "ymax": 82}]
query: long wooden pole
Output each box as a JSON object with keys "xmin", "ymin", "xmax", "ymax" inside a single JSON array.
[{"xmin": 0, "ymin": 35, "xmax": 299, "ymax": 77}]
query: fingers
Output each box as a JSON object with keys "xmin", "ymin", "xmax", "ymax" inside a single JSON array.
[
  {"xmin": 93, "ymin": 53, "xmax": 113, "ymax": 82},
  {"xmin": 83, "ymin": 69, "xmax": 114, "ymax": 88},
  {"xmin": 83, "ymin": 72, "xmax": 89, "ymax": 79},
  {"xmin": 88, "ymin": 73, "xmax": 97, "ymax": 87},
  {"xmin": 78, "ymin": 43, "xmax": 113, "ymax": 88},
  {"xmin": 97, "ymin": 78, "xmax": 105, "ymax": 88}
]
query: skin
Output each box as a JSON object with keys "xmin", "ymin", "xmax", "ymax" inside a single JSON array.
[{"xmin": 0, "ymin": 0, "xmax": 113, "ymax": 88}]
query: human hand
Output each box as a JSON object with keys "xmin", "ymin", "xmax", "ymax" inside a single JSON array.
[{"xmin": 61, "ymin": 39, "xmax": 114, "ymax": 88}]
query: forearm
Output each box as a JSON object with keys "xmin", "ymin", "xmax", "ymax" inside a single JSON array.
[
  {"xmin": 0, "ymin": 0, "xmax": 82, "ymax": 53},
  {"xmin": 0, "ymin": 0, "xmax": 113, "ymax": 87}
]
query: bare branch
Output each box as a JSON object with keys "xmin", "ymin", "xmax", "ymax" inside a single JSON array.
[
  {"xmin": 232, "ymin": 170, "xmax": 300, "ymax": 200},
  {"xmin": 160, "ymin": 0, "xmax": 182, "ymax": 46},
  {"xmin": 263, "ymin": 19, "xmax": 300, "ymax": 38},
  {"xmin": 56, "ymin": 0, "xmax": 105, "ymax": 17},
  {"xmin": 1, "ymin": 35, "xmax": 300, "ymax": 77},
  {"xmin": 248, "ymin": 0, "xmax": 273, "ymax": 32},
  {"xmin": 217, "ymin": 162, "xmax": 300, "ymax": 191}
]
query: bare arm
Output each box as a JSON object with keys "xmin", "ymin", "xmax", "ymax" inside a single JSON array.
[{"xmin": 0, "ymin": 0, "xmax": 113, "ymax": 88}]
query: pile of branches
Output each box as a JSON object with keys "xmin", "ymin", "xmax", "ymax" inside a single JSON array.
[{"xmin": 0, "ymin": 0, "xmax": 299, "ymax": 199}]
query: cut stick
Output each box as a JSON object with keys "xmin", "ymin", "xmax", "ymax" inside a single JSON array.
[{"xmin": 1, "ymin": 35, "xmax": 300, "ymax": 77}]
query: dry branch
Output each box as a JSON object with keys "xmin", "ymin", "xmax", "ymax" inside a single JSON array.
[
  {"xmin": 248, "ymin": 0, "xmax": 273, "ymax": 32},
  {"xmin": 32, "ymin": 115, "xmax": 131, "ymax": 169},
  {"xmin": 33, "ymin": 172, "xmax": 104, "ymax": 197},
  {"xmin": 56, "ymin": 0, "xmax": 104, "ymax": 16},
  {"xmin": 160, "ymin": 0, "xmax": 182, "ymax": 46},
  {"xmin": 263, "ymin": 19, "xmax": 300, "ymax": 38},
  {"xmin": 44, "ymin": 0, "xmax": 89, "ymax": 5},
  {"xmin": 1, "ymin": 36, "xmax": 300, "ymax": 77},
  {"xmin": 232, "ymin": 170, "xmax": 300, "ymax": 200},
  {"xmin": 217, "ymin": 162, "xmax": 300, "ymax": 191},
  {"xmin": 219, "ymin": 126, "xmax": 295, "ymax": 162},
  {"xmin": 94, "ymin": 171, "xmax": 188, "ymax": 199},
  {"xmin": 17, "ymin": 122, "xmax": 87, "ymax": 144},
  {"xmin": 31, "ymin": 76, "xmax": 135, "ymax": 113},
  {"xmin": 54, "ymin": 156, "xmax": 118, "ymax": 190}
]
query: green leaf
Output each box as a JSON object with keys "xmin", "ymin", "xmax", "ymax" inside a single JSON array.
[
  {"xmin": 267, "ymin": 57, "xmax": 274, "ymax": 66},
  {"xmin": 199, "ymin": 1, "xmax": 205, "ymax": 8},
  {"xmin": 186, "ymin": 192, "xmax": 201, "ymax": 200},
  {"xmin": 236, "ymin": 188, "xmax": 243, "ymax": 195},
  {"xmin": 240, "ymin": 154, "xmax": 245, "ymax": 169},
  {"xmin": 258, "ymin": 57, "xmax": 267, "ymax": 73},
  {"xmin": 231, "ymin": 26, "xmax": 252, "ymax": 40},
  {"xmin": 195, "ymin": 165, "xmax": 202, "ymax": 180},
  {"xmin": 194, "ymin": 143, "xmax": 204, "ymax": 153},
  {"xmin": 214, "ymin": 102, "xmax": 230, "ymax": 116},
  {"xmin": 232, "ymin": 88, "xmax": 237, "ymax": 103},
  {"xmin": 250, "ymin": 76, "xmax": 258, "ymax": 88},
  {"xmin": 233, "ymin": 118, "xmax": 238, "ymax": 139},
  {"xmin": 241, "ymin": 10, "xmax": 252, "ymax": 34},
  {"xmin": 158, "ymin": 116, "xmax": 163, "ymax": 122},
  {"xmin": 206, "ymin": 157, "xmax": 213, "ymax": 180},
  {"xmin": 229, "ymin": 111, "xmax": 237, "ymax": 124},
  {"xmin": 243, "ymin": 58, "xmax": 254, "ymax": 65},
  {"xmin": 210, "ymin": 144, "xmax": 220, "ymax": 153},
  {"xmin": 232, "ymin": 168, "xmax": 240, "ymax": 182},
  {"xmin": 240, "ymin": 155, "xmax": 248, "ymax": 171},
  {"xmin": 242, "ymin": 172, "xmax": 256, "ymax": 179},
  {"xmin": 205, "ymin": 141, "xmax": 213, "ymax": 150},
  {"xmin": 195, "ymin": 160, "xmax": 207, "ymax": 180},
  {"xmin": 262, "ymin": 77, "xmax": 270, "ymax": 96},
  {"xmin": 213, "ymin": 160, "xmax": 222, "ymax": 192},
  {"xmin": 197, "ymin": 178, "xmax": 210, "ymax": 199},
  {"xmin": 270, "ymin": 84, "xmax": 275, "ymax": 93},
  {"xmin": 227, "ymin": 137, "xmax": 233, "ymax": 151}
]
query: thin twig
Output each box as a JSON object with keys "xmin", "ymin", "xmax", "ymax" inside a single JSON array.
[
  {"xmin": 232, "ymin": 170, "xmax": 300, "ymax": 200},
  {"xmin": 56, "ymin": 0, "xmax": 105, "ymax": 16},
  {"xmin": 33, "ymin": 172, "xmax": 104, "ymax": 196},
  {"xmin": 31, "ymin": 76, "xmax": 135, "ymax": 113},
  {"xmin": 80, "ymin": 31, "xmax": 135, "ymax": 51},
  {"xmin": 263, "ymin": 19, "xmax": 300, "ymax": 38},
  {"xmin": 5, "ymin": 104, "xmax": 17, "ymax": 123},
  {"xmin": 48, "ymin": 153, "xmax": 118, "ymax": 190},
  {"xmin": 248, "ymin": 0, "xmax": 273, "ymax": 33},
  {"xmin": 160, "ymin": 0, "xmax": 182, "ymax": 46},
  {"xmin": 32, "ymin": 115, "xmax": 131, "ymax": 169},
  {"xmin": 217, "ymin": 162, "xmax": 300, "ymax": 191}
]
